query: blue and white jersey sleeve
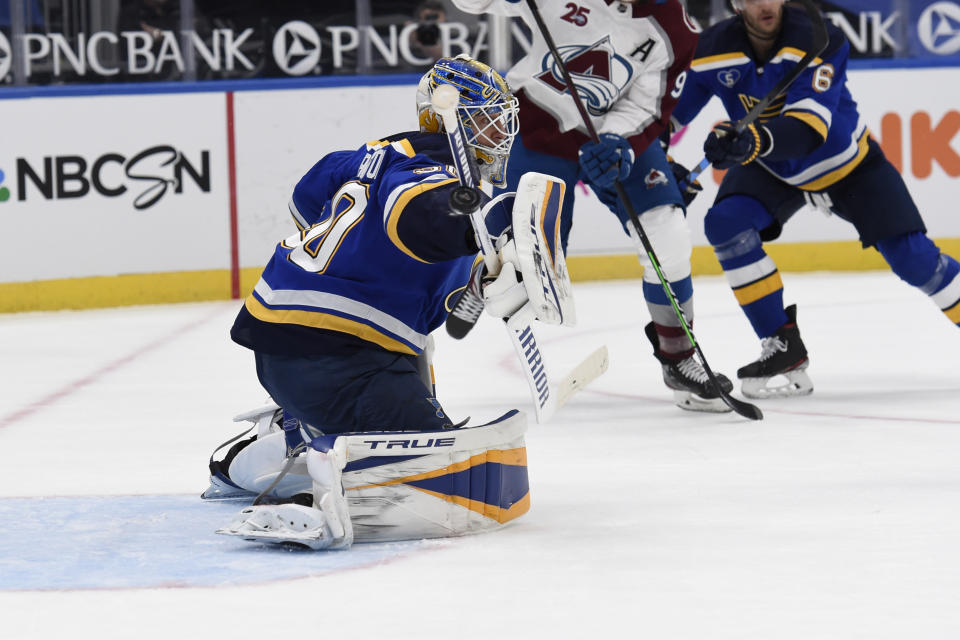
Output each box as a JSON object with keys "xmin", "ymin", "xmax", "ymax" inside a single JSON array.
[
  {"xmin": 775, "ymin": 34, "xmax": 850, "ymax": 143},
  {"xmin": 288, "ymin": 150, "xmax": 358, "ymax": 230},
  {"xmin": 670, "ymin": 64, "xmax": 716, "ymax": 130},
  {"xmin": 377, "ymin": 161, "xmax": 479, "ymax": 263},
  {"xmin": 232, "ymin": 132, "xmax": 481, "ymax": 357}
]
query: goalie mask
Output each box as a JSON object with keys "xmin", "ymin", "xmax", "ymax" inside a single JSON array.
[{"xmin": 416, "ymin": 55, "xmax": 519, "ymax": 187}]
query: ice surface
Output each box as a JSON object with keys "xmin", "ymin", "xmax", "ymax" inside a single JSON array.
[{"xmin": 1, "ymin": 273, "xmax": 958, "ymax": 639}]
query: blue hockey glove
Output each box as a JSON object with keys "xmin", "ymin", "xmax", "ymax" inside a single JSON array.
[
  {"xmin": 703, "ymin": 121, "xmax": 766, "ymax": 170},
  {"xmin": 578, "ymin": 133, "xmax": 635, "ymax": 188},
  {"xmin": 666, "ymin": 156, "xmax": 702, "ymax": 208}
]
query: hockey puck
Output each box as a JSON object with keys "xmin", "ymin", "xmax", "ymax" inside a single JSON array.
[{"xmin": 449, "ymin": 186, "xmax": 482, "ymax": 215}]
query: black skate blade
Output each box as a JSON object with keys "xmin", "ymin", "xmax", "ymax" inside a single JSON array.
[{"xmin": 445, "ymin": 314, "xmax": 477, "ymax": 340}]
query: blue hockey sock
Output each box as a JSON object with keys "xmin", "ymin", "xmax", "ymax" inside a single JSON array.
[
  {"xmin": 706, "ymin": 197, "xmax": 788, "ymax": 338},
  {"xmin": 924, "ymin": 253, "xmax": 960, "ymax": 326}
]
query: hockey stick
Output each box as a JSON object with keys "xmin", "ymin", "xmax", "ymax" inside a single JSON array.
[
  {"xmin": 554, "ymin": 345, "xmax": 609, "ymax": 411},
  {"xmin": 432, "ymin": 84, "xmax": 606, "ymax": 422},
  {"xmin": 524, "ymin": 0, "xmax": 761, "ymax": 420},
  {"xmin": 681, "ymin": 0, "xmax": 829, "ymax": 188}
]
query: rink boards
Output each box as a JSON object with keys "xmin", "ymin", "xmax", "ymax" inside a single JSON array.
[{"xmin": 1, "ymin": 66, "xmax": 958, "ymax": 312}]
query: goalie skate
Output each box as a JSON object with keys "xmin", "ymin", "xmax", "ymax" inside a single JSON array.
[
  {"xmin": 216, "ymin": 492, "xmax": 352, "ymax": 551},
  {"xmin": 645, "ymin": 323, "xmax": 732, "ymax": 413},
  {"xmin": 738, "ymin": 304, "xmax": 813, "ymax": 399},
  {"xmin": 217, "ymin": 444, "xmax": 353, "ymax": 550}
]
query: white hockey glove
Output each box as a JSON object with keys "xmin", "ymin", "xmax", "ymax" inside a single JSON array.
[{"xmin": 482, "ymin": 239, "xmax": 528, "ymax": 320}]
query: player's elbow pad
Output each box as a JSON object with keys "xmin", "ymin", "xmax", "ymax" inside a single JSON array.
[{"xmin": 759, "ymin": 118, "xmax": 825, "ymax": 162}]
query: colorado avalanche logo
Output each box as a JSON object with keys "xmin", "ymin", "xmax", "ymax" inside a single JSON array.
[
  {"xmin": 718, "ymin": 69, "xmax": 741, "ymax": 88},
  {"xmin": 645, "ymin": 168, "xmax": 668, "ymax": 189},
  {"xmin": 536, "ymin": 37, "xmax": 634, "ymax": 116}
]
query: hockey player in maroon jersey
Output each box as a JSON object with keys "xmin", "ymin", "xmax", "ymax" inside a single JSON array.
[{"xmin": 450, "ymin": 0, "xmax": 734, "ymax": 413}]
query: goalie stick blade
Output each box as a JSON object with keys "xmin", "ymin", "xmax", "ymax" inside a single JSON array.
[{"xmin": 555, "ymin": 345, "xmax": 609, "ymax": 410}]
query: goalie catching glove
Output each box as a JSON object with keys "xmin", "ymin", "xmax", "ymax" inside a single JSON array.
[
  {"xmin": 457, "ymin": 237, "xmax": 529, "ymax": 321},
  {"xmin": 448, "ymin": 172, "xmax": 576, "ymax": 331},
  {"xmin": 482, "ymin": 245, "xmax": 527, "ymax": 319},
  {"xmin": 480, "ymin": 172, "xmax": 576, "ymax": 324}
]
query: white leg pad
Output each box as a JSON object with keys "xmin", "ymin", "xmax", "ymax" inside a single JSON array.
[
  {"xmin": 214, "ymin": 411, "xmax": 530, "ymax": 549},
  {"xmin": 629, "ymin": 205, "xmax": 693, "ymax": 282},
  {"xmin": 227, "ymin": 431, "xmax": 312, "ymax": 498},
  {"xmin": 341, "ymin": 410, "xmax": 530, "ymax": 543}
]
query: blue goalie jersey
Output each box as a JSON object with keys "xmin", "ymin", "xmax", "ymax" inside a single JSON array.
[
  {"xmin": 232, "ymin": 132, "xmax": 481, "ymax": 357},
  {"xmin": 672, "ymin": 5, "xmax": 867, "ymax": 191}
]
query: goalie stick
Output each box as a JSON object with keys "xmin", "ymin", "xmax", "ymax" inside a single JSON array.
[
  {"xmin": 680, "ymin": 0, "xmax": 830, "ymax": 189},
  {"xmin": 524, "ymin": 0, "xmax": 762, "ymax": 420},
  {"xmin": 431, "ymin": 83, "xmax": 607, "ymax": 423}
]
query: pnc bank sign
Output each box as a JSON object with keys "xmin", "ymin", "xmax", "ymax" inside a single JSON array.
[{"xmin": 0, "ymin": 20, "xmax": 482, "ymax": 81}]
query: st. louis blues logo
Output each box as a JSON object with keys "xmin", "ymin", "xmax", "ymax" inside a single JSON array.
[
  {"xmin": 717, "ymin": 69, "xmax": 740, "ymax": 88},
  {"xmin": 535, "ymin": 37, "xmax": 634, "ymax": 116}
]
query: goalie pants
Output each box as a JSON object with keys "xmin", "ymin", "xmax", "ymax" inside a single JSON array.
[{"xmin": 253, "ymin": 343, "xmax": 454, "ymax": 435}]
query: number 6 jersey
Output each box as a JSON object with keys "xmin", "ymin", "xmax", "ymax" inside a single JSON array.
[{"xmin": 671, "ymin": 5, "xmax": 866, "ymax": 191}]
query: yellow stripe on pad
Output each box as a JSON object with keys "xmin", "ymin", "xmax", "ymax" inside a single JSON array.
[{"xmin": 348, "ymin": 447, "xmax": 529, "ymax": 523}]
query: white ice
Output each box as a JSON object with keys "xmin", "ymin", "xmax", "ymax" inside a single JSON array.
[{"xmin": 1, "ymin": 272, "xmax": 958, "ymax": 640}]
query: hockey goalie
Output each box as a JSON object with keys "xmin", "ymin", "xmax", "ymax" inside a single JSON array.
[{"xmin": 202, "ymin": 56, "xmax": 580, "ymax": 550}]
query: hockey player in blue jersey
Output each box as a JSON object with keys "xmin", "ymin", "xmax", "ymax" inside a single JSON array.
[
  {"xmin": 671, "ymin": 0, "xmax": 960, "ymax": 398},
  {"xmin": 205, "ymin": 56, "xmax": 540, "ymax": 550}
]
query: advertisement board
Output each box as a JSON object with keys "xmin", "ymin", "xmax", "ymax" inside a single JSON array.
[
  {"xmin": 0, "ymin": 64, "xmax": 957, "ymax": 311},
  {"xmin": 0, "ymin": 92, "xmax": 228, "ymax": 282}
]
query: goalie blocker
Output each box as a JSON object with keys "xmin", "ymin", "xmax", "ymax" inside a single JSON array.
[{"xmin": 209, "ymin": 406, "xmax": 530, "ymax": 550}]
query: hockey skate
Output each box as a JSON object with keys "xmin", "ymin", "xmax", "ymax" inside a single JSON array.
[
  {"xmin": 644, "ymin": 323, "xmax": 733, "ymax": 413},
  {"xmin": 217, "ymin": 442, "xmax": 354, "ymax": 551},
  {"xmin": 446, "ymin": 266, "xmax": 485, "ymax": 339},
  {"xmin": 738, "ymin": 304, "xmax": 813, "ymax": 399}
]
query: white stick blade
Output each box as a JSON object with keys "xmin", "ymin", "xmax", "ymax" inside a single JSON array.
[{"xmin": 555, "ymin": 345, "xmax": 609, "ymax": 409}]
